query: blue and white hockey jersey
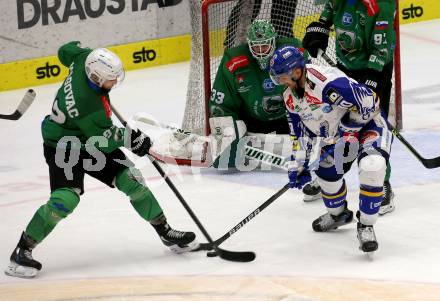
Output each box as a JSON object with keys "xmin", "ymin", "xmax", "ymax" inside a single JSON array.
[{"xmin": 284, "ymin": 63, "xmax": 382, "ymax": 157}]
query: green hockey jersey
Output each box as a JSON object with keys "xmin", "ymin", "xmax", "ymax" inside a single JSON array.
[
  {"xmin": 41, "ymin": 41, "xmax": 124, "ymax": 153},
  {"xmin": 319, "ymin": 0, "xmax": 396, "ymax": 71},
  {"xmin": 209, "ymin": 37, "xmax": 305, "ymax": 125}
]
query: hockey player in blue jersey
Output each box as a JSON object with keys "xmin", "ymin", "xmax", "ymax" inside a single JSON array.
[{"xmin": 269, "ymin": 45, "xmax": 392, "ymax": 253}]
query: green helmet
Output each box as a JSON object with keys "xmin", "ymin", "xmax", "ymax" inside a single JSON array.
[{"xmin": 247, "ymin": 20, "xmax": 277, "ymax": 70}]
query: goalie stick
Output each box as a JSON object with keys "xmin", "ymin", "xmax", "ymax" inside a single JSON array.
[
  {"xmin": 318, "ymin": 49, "xmax": 440, "ymax": 169},
  {"xmin": 134, "ymin": 116, "xmax": 289, "ymax": 171},
  {"xmin": 111, "ymin": 105, "xmax": 256, "ymax": 262},
  {"xmin": 0, "ymin": 89, "xmax": 36, "ymax": 120}
]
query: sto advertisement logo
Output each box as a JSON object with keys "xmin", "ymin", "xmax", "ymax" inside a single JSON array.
[
  {"xmin": 133, "ymin": 47, "xmax": 157, "ymax": 64},
  {"xmin": 402, "ymin": 3, "xmax": 424, "ymax": 20},
  {"xmin": 36, "ymin": 62, "xmax": 61, "ymax": 79}
]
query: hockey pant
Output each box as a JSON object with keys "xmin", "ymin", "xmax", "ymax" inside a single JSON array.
[{"xmin": 315, "ymin": 115, "xmax": 392, "ymax": 225}]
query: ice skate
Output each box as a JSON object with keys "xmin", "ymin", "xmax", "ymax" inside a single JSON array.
[
  {"xmin": 159, "ymin": 226, "xmax": 199, "ymax": 254},
  {"xmin": 152, "ymin": 214, "xmax": 199, "ymax": 253},
  {"xmin": 5, "ymin": 232, "xmax": 42, "ymax": 279},
  {"xmin": 302, "ymin": 178, "xmax": 322, "ymax": 202},
  {"xmin": 357, "ymin": 222, "xmax": 378, "ymax": 257},
  {"xmin": 312, "ymin": 202, "xmax": 353, "ymax": 232},
  {"xmin": 379, "ymin": 181, "xmax": 395, "ymax": 215}
]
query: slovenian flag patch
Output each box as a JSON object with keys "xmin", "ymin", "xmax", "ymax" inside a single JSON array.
[{"xmin": 375, "ymin": 21, "xmax": 388, "ymax": 30}]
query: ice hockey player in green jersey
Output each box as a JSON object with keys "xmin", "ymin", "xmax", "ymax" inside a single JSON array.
[
  {"xmin": 302, "ymin": 0, "xmax": 397, "ymax": 210},
  {"xmin": 209, "ymin": 19, "xmax": 305, "ymax": 170},
  {"xmin": 5, "ymin": 41, "xmax": 198, "ymax": 279}
]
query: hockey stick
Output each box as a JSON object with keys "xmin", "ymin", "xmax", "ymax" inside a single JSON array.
[
  {"xmin": 0, "ymin": 89, "xmax": 36, "ymax": 120},
  {"xmin": 197, "ymin": 148, "xmax": 333, "ymax": 253},
  {"xmin": 135, "ymin": 116, "xmax": 289, "ymax": 170},
  {"xmin": 318, "ymin": 49, "xmax": 440, "ymax": 169},
  {"xmin": 198, "ymin": 183, "xmax": 290, "ymax": 252},
  {"xmin": 391, "ymin": 128, "xmax": 440, "ymax": 169},
  {"xmin": 110, "ymin": 105, "xmax": 256, "ymax": 262}
]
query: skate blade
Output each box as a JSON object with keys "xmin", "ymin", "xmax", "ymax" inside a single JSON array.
[
  {"xmin": 169, "ymin": 239, "xmax": 200, "ymax": 254},
  {"xmin": 379, "ymin": 203, "xmax": 395, "ymax": 215},
  {"xmin": 303, "ymin": 193, "xmax": 322, "ymax": 202},
  {"xmin": 4, "ymin": 261, "xmax": 38, "ymax": 279}
]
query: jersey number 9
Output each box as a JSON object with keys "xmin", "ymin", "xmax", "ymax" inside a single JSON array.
[{"xmin": 50, "ymin": 99, "xmax": 66, "ymax": 124}]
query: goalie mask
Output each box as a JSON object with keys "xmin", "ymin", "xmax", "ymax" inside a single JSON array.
[
  {"xmin": 247, "ymin": 20, "xmax": 277, "ymax": 70},
  {"xmin": 85, "ymin": 48, "xmax": 125, "ymax": 89}
]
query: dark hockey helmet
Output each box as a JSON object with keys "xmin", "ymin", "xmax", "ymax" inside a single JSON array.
[{"xmin": 269, "ymin": 45, "xmax": 305, "ymax": 85}]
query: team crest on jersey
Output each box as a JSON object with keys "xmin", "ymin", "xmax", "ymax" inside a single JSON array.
[
  {"xmin": 263, "ymin": 78, "xmax": 276, "ymax": 92},
  {"xmin": 336, "ymin": 29, "xmax": 357, "ymax": 52},
  {"xmin": 308, "ymin": 68, "xmax": 327, "ymax": 82},
  {"xmin": 342, "ymin": 12, "xmax": 353, "ymax": 26},
  {"xmin": 226, "ymin": 55, "xmax": 249, "ymax": 73},
  {"xmin": 326, "ymin": 88, "xmax": 343, "ymax": 104},
  {"xmin": 360, "ymin": 130, "xmax": 380, "ymax": 144},
  {"xmin": 263, "ymin": 95, "xmax": 284, "ymax": 114},
  {"xmin": 100, "ymin": 95, "xmax": 111, "ymax": 118}
]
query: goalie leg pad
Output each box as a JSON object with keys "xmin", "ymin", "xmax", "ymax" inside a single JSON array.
[
  {"xmin": 115, "ymin": 168, "xmax": 163, "ymax": 222},
  {"xmin": 210, "ymin": 116, "xmax": 247, "ymax": 169},
  {"xmin": 25, "ymin": 188, "xmax": 80, "ymax": 243}
]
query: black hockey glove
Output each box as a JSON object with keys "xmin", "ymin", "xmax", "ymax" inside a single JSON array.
[
  {"xmin": 362, "ymin": 68, "xmax": 381, "ymax": 94},
  {"xmin": 302, "ymin": 21, "xmax": 330, "ymax": 58},
  {"xmin": 128, "ymin": 128, "xmax": 152, "ymax": 157}
]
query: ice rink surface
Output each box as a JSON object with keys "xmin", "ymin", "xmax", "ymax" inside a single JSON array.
[{"xmin": 1, "ymin": 20, "xmax": 440, "ymax": 301}]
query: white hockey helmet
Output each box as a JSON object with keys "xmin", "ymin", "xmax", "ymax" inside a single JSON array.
[{"xmin": 85, "ymin": 48, "xmax": 125, "ymax": 88}]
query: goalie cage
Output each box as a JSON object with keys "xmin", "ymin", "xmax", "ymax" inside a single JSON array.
[{"xmin": 182, "ymin": 0, "xmax": 402, "ymax": 137}]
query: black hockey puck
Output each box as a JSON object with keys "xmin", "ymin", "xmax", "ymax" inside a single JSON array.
[{"xmin": 207, "ymin": 251, "xmax": 218, "ymax": 257}]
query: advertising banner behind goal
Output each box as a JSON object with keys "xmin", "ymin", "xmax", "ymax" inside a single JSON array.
[{"xmin": 0, "ymin": 0, "xmax": 191, "ymax": 64}]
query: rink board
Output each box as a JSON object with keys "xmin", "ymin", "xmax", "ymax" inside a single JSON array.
[{"xmin": 0, "ymin": 35, "xmax": 191, "ymax": 92}]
